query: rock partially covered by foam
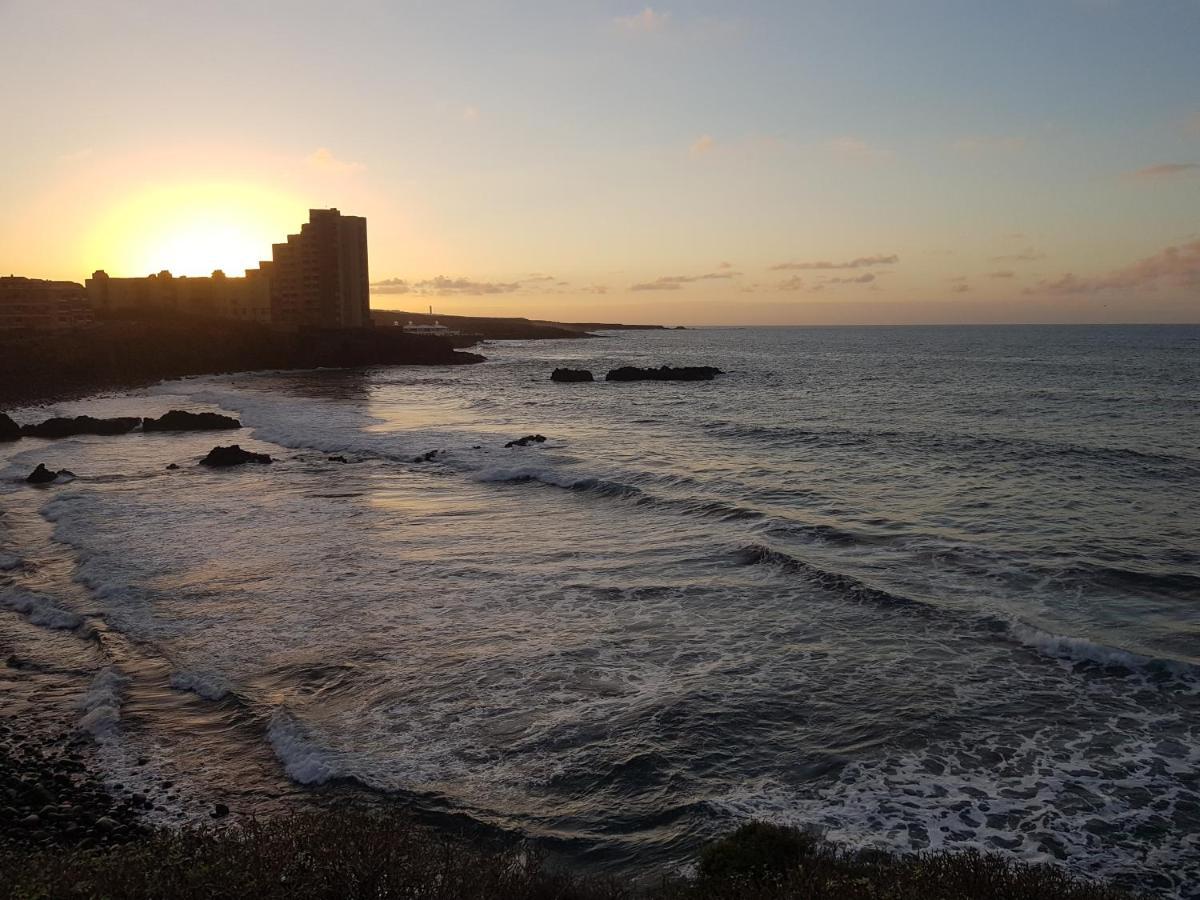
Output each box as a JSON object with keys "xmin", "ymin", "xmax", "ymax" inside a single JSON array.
[
  {"xmin": 26, "ymin": 463, "xmax": 75, "ymax": 484},
  {"xmin": 551, "ymin": 368, "xmax": 594, "ymax": 383},
  {"xmin": 605, "ymin": 365, "xmax": 723, "ymax": 382},
  {"xmin": 21, "ymin": 415, "xmax": 142, "ymax": 439},
  {"xmin": 0, "ymin": 413, "xmax": 20, "ymax": 441},
  {"xmin": 199, "ymin": 445, "xmax": 272, "ymax": 467},
  {"xmin": 143, "ymin": 410, "xmax": 242, "ymax": 432},
  {"xmin": 505, "ymin": 434, "xmax": 547, "ymax": 448}
]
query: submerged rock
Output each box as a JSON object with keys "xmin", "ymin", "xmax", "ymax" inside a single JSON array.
[
  {"xmin": 328, "ymin": 455, "xmax": 349, "ymax": 463},
  {"xmin": 412, "ymin": 450, "xmax": 440, "ymax": 463},
  {"xmin": 0, "ymin": 413, "xmax": 20, "ymax": 441},
  {"xmin": 142, "ymin": 410, "xmax": 241, "ymax": 432},
  {"xmin": 21, "ymin": 416, "xmax": 142, "ymax": 439},
  {"xmin": 505, "ymin": 434, "xmax": 547, "ymax": 448},
  {"xmin": 26, "ymin": 464, "xmax": 74, "ymax": 484},
  {"xmin": 605, "ymin": 365, "xmax": 723, "ymax": 382},
  {"xmin": 550, "ymin": 368, "xmax": 594, "ymax": 383},
  {"xmin": 199, "ymin": 445, "xmax": 272, "ymax": 467}
]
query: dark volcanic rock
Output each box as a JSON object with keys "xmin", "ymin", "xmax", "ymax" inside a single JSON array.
[
  {"xmin": 21, "ymin": 415, "xmax": 141, "ymax": 439},
  {"xmin": 142, "ymin": 410, "xmax": 241, "ymax": 432},
  {"xmin": 412, "ymin": 450, "xmax": 440, "ymax": 463},
  {"xmin": 605, "ymin": 365, "xmax": 723, "ymax": 382},
  {"xmin": 505, "ymin": 434, "xmax": 547, "ymax": 448},
  {"xmin": 0, "ymin": 413, "xmax": 20, "ymax": 441},
  {"xmin": 199, "ymin": 445, "xmax": 272, "ymax": 467},
  {"xmin": 550, "ymin": 368, "xmax": 594, "ymax": 383},
  {"xmin": 26, "ymin": 464, "xmax": 74, "ymax": 484},
  {"xmin": 328, "ymin": 455, "xmax": 349, "ymax": 463}
]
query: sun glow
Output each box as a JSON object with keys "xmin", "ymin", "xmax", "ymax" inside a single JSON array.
[{"xmin": 86, "ymin": 183, "xmax": 304, "ymax": 277}]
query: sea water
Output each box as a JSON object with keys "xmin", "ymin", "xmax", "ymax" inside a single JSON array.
[{"xmin": 1, "ymin": 325, "xmax": 1197, "ymax": 896}]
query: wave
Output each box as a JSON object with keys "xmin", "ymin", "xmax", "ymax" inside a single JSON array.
[
  {"xmin": 78, "ymin": 667, "xmax": 128, "ymax": 737},
  {"xmin": 704, "ymin": 421, "xmax": 1200, "ymax": 480},
  {"xmin": 0, "ymin": 587, "xmax": 82, "ymax": 630},
  {"xmin": 732, "ymin": 544, "xmax": 928, "ymax": 611},
  {"xmin": 1001, "ymin": 621, "xmax": 1199, "ymax": 680},
  {"xmin": 267, "ymin": 708, "xmax": 339, "ymax": 785}
]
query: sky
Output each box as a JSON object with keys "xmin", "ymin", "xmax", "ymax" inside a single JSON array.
[{"xmin": 1, "ymin": 0, "xmax": 1198, "ymax": 325}]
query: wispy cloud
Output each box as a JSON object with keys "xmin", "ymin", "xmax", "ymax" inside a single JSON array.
[
  {"xmin": 1130, "ymin": 162, "xmax": 1200, "ymax": 179},
  {"xmin": 771, "ymin": 254, "xmax": 898, "ymax": 271},
  {"xmin": 988, "ymin": 270, "xmax": 1016, "ymax": 279},
  {"xmin": 951, "ymin": 282, "xmax": 970, "ymax": 293},
  {"xmin": 952, "ymin": 135, "xmax": 1026, "ymax": 154},
  {"xmin": 615, "ymin": 7, "xmax": 669, "ymax": 32},
  {"xmin": 826, "ymin": 273, "xmax": 876, "ymax": 285},
  {"xmin": 1031, "ymin": 239, "xmax": 1200, "ymax": 295},
  {"xmin": 307, "ymin": 147, "xmax": 365, "ymax": 175},
  {"xmin": 990, "ymin": 247, "xmax": 1045, "ymax": 263},
  {"xmin": 826, "ymin": 136, "xmax": 890, "ymax": 163},
  {"xmin": 630, "ymin": 270, "xmax": 741, "ymax": 291},
  {"xmin": 690, "ymin": 134, "xmax": 716, "ymax": 156},
  {"xmin": 370, "ymin": 276, "xmax": 520, "ymax": 295}
]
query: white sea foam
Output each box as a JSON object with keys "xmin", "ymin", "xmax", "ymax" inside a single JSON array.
[
  {"xmin": 267, "ymin": 709, "xmax": 338, "ymax": 785},
  {"xmin": 78, "ymin": 668, "xmax": 129, "ymax": 737},
  {"xmin": 169, "ymin": 670, "xmax": 233, "ymax": 701},
  {"xmin": 0, "ymin": 587, "xmax": 82, "ymax": 630}
]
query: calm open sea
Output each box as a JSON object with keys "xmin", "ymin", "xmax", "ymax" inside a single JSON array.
[{"xmin": 2, "ymin": 325, "xmax": 1198, "ymax": 896}]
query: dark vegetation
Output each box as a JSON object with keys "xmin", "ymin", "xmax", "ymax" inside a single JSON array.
[
  {"xmin": 0, "ymin": 814, "xmax": 1136, "ymax": 900},
  {"xmin": 606, "ymin": 366, "xmax": 723, "ymax": 382},
  {"xmin": 0, "ymin": 320, "xmax": 482, "ymax": 406}
]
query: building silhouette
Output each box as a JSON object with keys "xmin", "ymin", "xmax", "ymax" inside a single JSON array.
[
  {"xmin": 85, "ymin": 209, "xmax": 369, "ymax": 329},
  {"xmin": 0, "ymin": 277, "xmax": 92, "ymax": 331}
]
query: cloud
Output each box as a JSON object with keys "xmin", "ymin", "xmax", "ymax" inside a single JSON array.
[
  {"xmin": 307, "ymin": 147, "xmax": 365, "ymax": 175},
  {"xmin": 826, "ymin": 136, "xmax": 890, "ymax": 163},
  {"xmin": 771, "ymin": 254, "xmax": 898, "ymax": 271},
  {"xmin": 615, "ymin": 7, "xmax": 669, "ymax": 32},
  {"xmin": 370, "ymin": 276, "xmax": 520, "ymax": 296},
  {"xmin": 1032, "ymin": 239, "xmax": 1200, "ymax": 295},
  {"xmin": 690, "ymin": 134, "xmax": 716, "ymax": 156},
  {"xmin": 952, "ymin": 136, "xmax": 1026, "ymax": 154},
  {"xmin": 951, "ymin": 282, "xmax": 970, "ymax": 293},
  {"xmin": 582, "ymin": 285, "xmax": 609, "ymax": 294},
  {"xmin": 988, "ymin": 270, "xmax": 1016, "ymax": 279},
  {"xmin": 775, "ymin": 276, "xmax": 806, "ymax": 292},
  {"xmin": 629, "ymin": 270, "xmax": 740, "ymax": 291},
  {"xmin": 522, "ymin": 273, "xmax": 556, "ymax": 282},
  {"xmin": 717, "ymin": 261, "xmax": 733, "ymax": 269},
  {"xmin": 1130, "ymin": 162, "xmax": 1200, "ymax": 179},
  {"xmin": 990, "ymin": 247, "xmax": 1045, "ymax": 263},
  {"xmin": 369, "ymin": 278, "xmax": 411, "ymax": 294},
  {"xmin": 826, "ymin": 273, "xmax": 876, "ymax": 285}
]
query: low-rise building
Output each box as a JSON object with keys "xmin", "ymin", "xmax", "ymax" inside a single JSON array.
[{"xmin": 0, "ymin": 276, "xmax": 93, "ymax": 331}]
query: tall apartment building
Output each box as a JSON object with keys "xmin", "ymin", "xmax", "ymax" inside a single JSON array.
[
  {"xmin": 85, "ymin": 209, "xmax": 370, "ymax": 329},
  {"xmin": 269, "ymin": 208, "xmax": 370, "ymax": 328}
]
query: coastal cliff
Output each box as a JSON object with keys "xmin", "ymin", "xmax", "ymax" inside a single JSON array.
[{"xmin": 0, "ymin": 321, "xmax": 482, "ymax": 406}]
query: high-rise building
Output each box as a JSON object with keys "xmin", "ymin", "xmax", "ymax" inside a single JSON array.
[
  {"xmin": 83, "ymin": 209, "xmax": 370, "ymax": 329},
  {"xmin": 269, "ymin": 208, "xmax": 369, "ymax": 328}
]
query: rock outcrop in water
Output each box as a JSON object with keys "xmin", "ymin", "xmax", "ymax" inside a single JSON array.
[
  {"xmin": 199, "ymin": 445, "xmax": 272, "ymax": 467},
  {"xmin": 20, "ymin": 416, "xmax": 142, "ymax": 439},
  {"xmin": 505, "ymin": 434, "xmax": 546, "ymax": 448},
  {"xmin": 551, "ymin": 368, "xmax": 594, "ymax": 383},
  {"xmin": 143, "ymin": 410, "xmax": 241, "ymax": 432},
  {"xmin": 605, "ymin": 365, "xmax": 722, "ymax": 382},
  {"xmin": 25, "ymin": 464, "xmax": 75, "ymax": 484},
  {"xmin": 0, "ymin": 413, "xmax": 20, "ymax": 441}
]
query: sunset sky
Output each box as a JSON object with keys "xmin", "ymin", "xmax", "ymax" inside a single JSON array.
[{"xmin": 2, "ymin": 0, "xmax": 1198, "ymax": 325}]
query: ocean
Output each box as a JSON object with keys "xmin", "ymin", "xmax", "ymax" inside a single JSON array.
[{"xmin": 1, "ymin": 324, "xmax": 1198, "ymax": 897}]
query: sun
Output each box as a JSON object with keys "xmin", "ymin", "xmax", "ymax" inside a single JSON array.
[{"xmin": 86, "ymin": 182, "xmax": 304, "ymax": 277}]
